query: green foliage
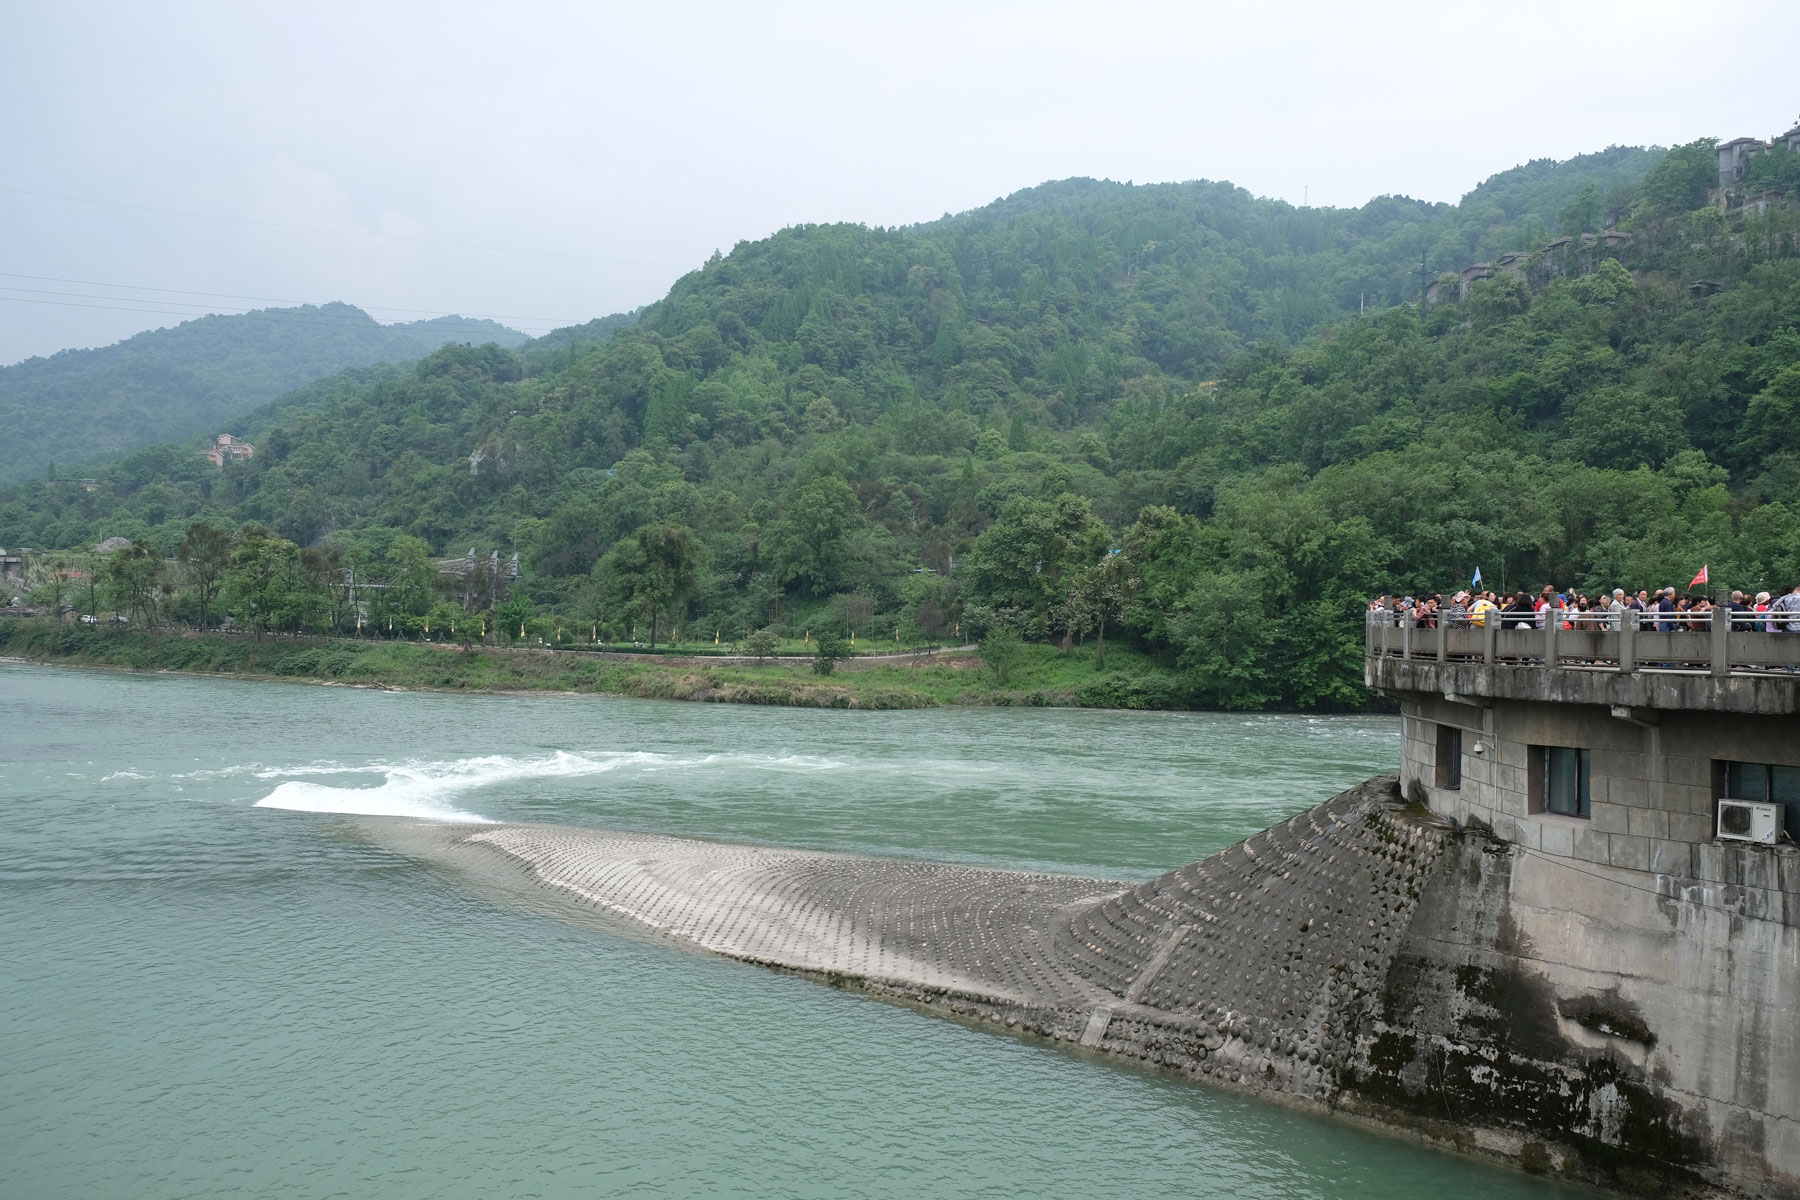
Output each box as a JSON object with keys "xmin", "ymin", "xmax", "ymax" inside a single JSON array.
[
  {"xmin": 178, "ymin": 522, "xmax": 233, "ymax": 629},
  {"xmin": 596, "ymin": 523, "xmax": 701, "ymax": 648},
  {"xmin": 744, "ymin": 627, "xmax": 780, "ymax": 661},
  {"xmin": 224, "ymin": 527, "xmax": 299, "ymax": 637},
  {"xmin": 0, "ymin": 304, "xmax": 535, "ymax": 483},
  {"xmin": 495, "ymin": 596, "xmax": 534, "ymax": 642},
  {"xmin": 102, "ymin": 540, "xmax": 165, "ymax": 625},
  {"xmin": 811, "ymin": 629, "xmax": 848, "ymax": 675},
  {"xmin": 1073, "ymin": 549, "xmax": 1137, "ymax": 666},
  {"xmin": 768, "ymin": 475, "xmax": 884, "ymax": 596},
  {"xmin": 1634, "ymin": 138, "xmax": 1718, "ymax": 216},
  {"xmin": 1743, "ymin": 145, "xmax": 1800, "ymax": 194},
  {"xmin": 980, "ymin": 627, "xmax": 1024, "ymax": 684},
  {"xmin": 1557, "ymin": 184, "xmax": 1601, "ymax": 235},
  {"xmin": 965, "ymin": 493, "xmax": 1108, "ymax": 636}
]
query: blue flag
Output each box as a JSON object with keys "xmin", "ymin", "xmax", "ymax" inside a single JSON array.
[{"xmin": 1472, "ymin": 566, "xmax": 1482, "ymax": 587}]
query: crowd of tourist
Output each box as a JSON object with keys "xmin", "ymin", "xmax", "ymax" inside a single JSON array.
[{"xmin": 1368, "ymin": 583, "xmax": 1800, "ymax": 632}]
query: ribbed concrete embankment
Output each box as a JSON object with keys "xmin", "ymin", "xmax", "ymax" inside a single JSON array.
[
  {"xmin": 400, "ymin": 776, "xmax": 1781, "ymax": 1197},
  {"xmin": 450, "ymin": 824, "xmax": 1118, "ymax": 1015},
  {"xmin": 1047, "ymin": 776, "xmax": 1442, "ymax": 1098}
]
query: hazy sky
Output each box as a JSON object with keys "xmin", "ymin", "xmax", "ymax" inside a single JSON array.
[{"xmin": 4, "ymin": 0, "xmax": 1797, "ymax": 365}]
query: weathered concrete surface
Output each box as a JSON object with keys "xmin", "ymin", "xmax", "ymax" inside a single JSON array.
[
  {"xmin": 455, "ymin": 824, "xmax": 1120, "ymax": 1011},
  {"xmin": 389, "ymin": 775, "xmax": 1798, "ymax": 1198},
  {"xmin": 1358, "ymin": 829, "xmax": 1800, "ymax": 1198},
  {"xmin": 1370, "ymin": 656, "xmax": 1800, "ymax": 715}
]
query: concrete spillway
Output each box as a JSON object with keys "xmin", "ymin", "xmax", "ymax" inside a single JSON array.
[
  {"xmin": 390, "ymin": 776, "xmax": 1793, "ymax": 1198},
  {"xmin": 409, "ymin": 777, "xmax": 1442, "ymax": 1095},
  {"xmin": 456, "ymin": 823, "xmax": 1120, "ymax": 1007}
]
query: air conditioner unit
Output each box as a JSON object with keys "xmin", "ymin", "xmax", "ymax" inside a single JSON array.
[{"xmin": 1716, "ymin": 799, "xmax": 1783, "ymax": 844}]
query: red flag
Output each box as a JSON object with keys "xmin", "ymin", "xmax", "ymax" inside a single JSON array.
[{"xmin": 1689, "ymin": 565, "xmax": 1708, "ymax": 588}]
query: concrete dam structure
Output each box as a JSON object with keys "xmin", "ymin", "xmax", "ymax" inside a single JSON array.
[
  {"xmin": 390, "ymin": 608, "xmax": 1798, "ymax": 1199},
  {"xmin": 1369, "ymin": 610, "xmax": 1800, "ymax": 1197}
]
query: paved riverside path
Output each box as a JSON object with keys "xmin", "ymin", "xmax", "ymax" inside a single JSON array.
[{"xmin": 403, "ymin": 774, "xmax": 1444, "ymax": 1098}]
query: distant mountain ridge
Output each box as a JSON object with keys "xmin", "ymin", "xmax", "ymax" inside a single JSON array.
[
  {"xmin": 12, "ymin": 136, "xmax": 1800, "ymax": 712},
  {"xmin": 0, "ymin": 302, "xmax": 528, "ymax": 481}
]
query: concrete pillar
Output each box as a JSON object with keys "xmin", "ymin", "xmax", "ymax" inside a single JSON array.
[
  {"xmin": 1436, "ymin": 615, "xmax": 1448, "ymax": 663},
  {"xmin": 1483, "ymin": 620, "xmax": 1497, "ymax": 665},
  {"xmin": 1620, "ymin": 609, "xmax": 1637, "ymax": 674},
  {"xmin": 1402, "ymin": 612, "xmax": 1414, "ymax": 660},
  {"xmin": 1545, "ymin": 607, "xmax": 1559, "ymax": 668},
  {"xmin": 1712, "ymin": 597, "xmax": 1730, "ymax": 677}
]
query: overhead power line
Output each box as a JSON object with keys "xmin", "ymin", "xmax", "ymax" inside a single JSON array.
[
  {"xmin": 0, "ymin": 271, "xmax": 586, "ymax": 326},
  {"xmin": 0, "ymin": 185, "xmax": 690, "ymax": 268},
  {"xmin": 0, "ymin": 293, "xmax": 562, "ymax": 336}
]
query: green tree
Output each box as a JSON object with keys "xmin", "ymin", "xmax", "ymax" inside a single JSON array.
[
  {"xmin": 1556, "ymin": 184, "xmax": 1600, "ymax": 234},
  {"xmin": 768, "ymin": 476, "xmax": 878, "ymax": 596},
  {"xmin": 1467, "ymin": 273, "xmax": 1531, "ymax": 325},
  {"xmin": 299, "ymin": 546, "xmax": 343, "ymax": 633},
  {"xmin": 979, "ymin": 627, "xmax": 1023, "ymax": 685},
  {"xmin": 382, "ymin": 536, "xmax": 441, "ymax": 619},
  {"xmin": 426, "ymin": 601, "xmax": 469, "ymax": 647},
  {"xmin": 744, "ymin": 627, "xmax": 780, "ymax": 662},
  {"xmin": 1563, "ymin": 388, "xmax": 1688, "ymax": 470},
  {"xmin": 811, "ymin": 629, "xmax": 848, "ymax": 675},
  {"xmin": 225, "ymin": 528, "xmax": 300, "ymax": 638},
  {"xmin": 178, "ymin": 522, "xmax": 233, "ymax": 630},
  {"xmin": 1567, "ymin": 258, "xmax": 1635, "ymax": 307},
  {"xmin": 1743, "ymin": 144, "xmax": 1800, "ymax": 193},
  {"xmin": 1745, "ymin": 364, "xmax": 1800, "ymax": 462},
  {"xmin": 1121, "ymin": 505, "xmax": 1208, "ymax": 646},
  {"xmin": 1634, "ymin": 138, "xmax": 1718, "ymax": 214},
  {"xmin": 964, "ymin": 493, "xmax": 1108, "ymax": 634},
  {"xmin": 1074, "ymin": 550, "xmax": 1138, "ymax": 667},
  {"xmin": 597, "ymin": 523, "xmax": 701, "ymax": 648},
  {"xmin": 32, "ymin": 551, "xmax": 76, "ymax": 620},
  {"xmin": 495, "ymin": 595, "xmax": 533, "ymax": 642},
  {"xmin": 104, "ymin": 540, "xmax": 165, "ymax": 626},
  {"xmin": 1166, "ymin": 570, "xmax": 1280, "ymax": 708}
]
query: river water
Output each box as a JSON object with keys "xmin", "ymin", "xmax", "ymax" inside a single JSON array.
[{"xmin": 0, "ymin": 663, "xmax": 1574, "ymax": 1198}]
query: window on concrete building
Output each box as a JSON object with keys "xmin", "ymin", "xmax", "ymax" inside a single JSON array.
[
  {"xmin": 1435, "ymin": 725, "xmax": 1462, "ymax": 790},
  {"xmin": 1720, "ymin": 760, "xmax": 1800, "ymax": 835},
  {"xmin": 1534, "ymin": 746, "xmax": 1591, "ymax": 818}
]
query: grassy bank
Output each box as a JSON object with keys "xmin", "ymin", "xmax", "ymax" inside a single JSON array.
[{"xmin": 0, "ymin": 620, "xmax": 1202, "ymax": 711}]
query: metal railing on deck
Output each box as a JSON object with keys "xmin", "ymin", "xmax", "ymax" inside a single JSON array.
[{"xmin": 1366, "ymin": 609, "xmax": 1800, "ymax": 676}]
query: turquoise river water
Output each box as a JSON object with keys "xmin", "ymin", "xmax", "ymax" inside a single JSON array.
[{"xmin": 0, "ymin": 663, "xmax": 1579, "ymax": 1198}]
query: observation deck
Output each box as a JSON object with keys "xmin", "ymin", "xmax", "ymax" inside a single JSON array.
[
  {"xmin": 1365, "ymin": 604, "xmax": 1799, "ymax": 920},
  {"xmin": 1365, "ymin": 608, "xmax": 1800, "ymax": 716}
]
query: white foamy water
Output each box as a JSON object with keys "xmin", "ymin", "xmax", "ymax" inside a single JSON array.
[
  {"xmin": 250, "ymin": 749, "xmax": 863, "ymax": 823},
  {"xmin": 253, "ymin": 750, "xmax": 657, "ymax": 822}
]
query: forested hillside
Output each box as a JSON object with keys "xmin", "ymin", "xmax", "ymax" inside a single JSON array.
[
  {"xmin": 0, "ymin": 303, "xmax": 530, "ymax": 482},
  {"xmin": 8, "ymin": 138, "xmax": 1800, "ymax": 710}
]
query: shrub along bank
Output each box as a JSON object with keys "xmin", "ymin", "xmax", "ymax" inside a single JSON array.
[{"xmin": 0, "ymin": 620, "xmax": 1205, "ymax": 711}]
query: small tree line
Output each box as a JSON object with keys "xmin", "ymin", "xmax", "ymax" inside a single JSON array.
[{"xmin": 19, "ymin": 523, "xmax": 519, "ymax": 643}]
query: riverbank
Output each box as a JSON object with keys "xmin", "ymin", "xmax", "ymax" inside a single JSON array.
[{"xmin": 0, "ymin": 621, "xmax": 1199, "ymax": 710}]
